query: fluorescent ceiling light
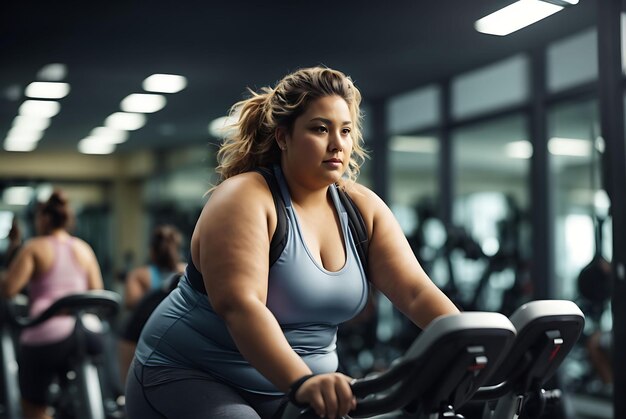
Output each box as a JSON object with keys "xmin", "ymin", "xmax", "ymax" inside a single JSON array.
[
  {"xmin": 208, "ymin": 115, "xmax": 239, "ymax": 138},
  {"xmin": 3, "ymin": 139, "xmax": 38, "ymax": 152},
  {"xmin": 505, "ymin": 140, "xmax": 533, "ymax": 159},
  {"xmin": 143, "ymin": 74, "xmax": 187, "ymax": 93},
  {"xmin": 389, "ymin": 135, "xmax": 439, "ymax": 153},
  {"xmin": 6, "ymin": 127, "xmax": 44, "ymax": 143},
  {"xmin": 548, "ymin": 137, "xmax": 591, "ymax": 157},
  {"xmin": 475, "ymin": 0, "xmax": 563, "ymax": 36},
  {"xmin": 36, "ymin": 184, "xmax": 54, "ymax": 203},
  {"xmin": 120, "ymin": 93, "xmax": 167, "ymax": 113},
  {"xmin": 25, "ymin": 82, "xmax": 71, "ymax": 99},
  {"xmin": 89, "ymin": 127, "xmax": 129, "ymax": 144},
  {"xmin": 36, "ymin": 63, "xmax": 68, "ymax": 81},
  {"xmin": 18, "ymin": 100, "xmax": 61, "ymax": 118},
  {"xmin": 2, "ymin": 187, "xmax": 34, "ymax": 206},
  {"xmin": 104, "ymin": 112, "xmax": 146, "ymax": 131},
  {"xmin": 78, "ymin": 138, "xmax": 116, "ymax": 155},
  {"xmin": 12, "ymin": 115, "xmax": 51, "ymax": 131}
]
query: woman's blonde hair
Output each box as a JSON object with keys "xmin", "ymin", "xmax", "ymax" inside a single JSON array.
[{"xmin": 214, "ymin": 67, "xmax": 367, "ymax": 187}]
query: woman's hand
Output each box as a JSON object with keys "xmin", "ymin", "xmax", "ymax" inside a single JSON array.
[{"xmin": 295, "ymin": 373, "xmax": 356, "ymax": 419}]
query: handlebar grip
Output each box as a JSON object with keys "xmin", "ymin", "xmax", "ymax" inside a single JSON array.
[{"xmin": 350, "ymin": 358, "xmax": 412, "ymax": 397}]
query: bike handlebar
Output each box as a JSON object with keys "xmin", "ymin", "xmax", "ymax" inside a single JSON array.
[{"xmin": 5, "ymin": 290, "xmax": 121, "ymax": 329}]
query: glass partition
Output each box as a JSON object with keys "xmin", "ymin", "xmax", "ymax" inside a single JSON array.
[
  {"xmin": 388, "ymin": 133, "xmax": 439, "ymax": 236},
  {"xmin": 450, "ymin": 113, "xmax": 531, "ymax": 313},
  {"xmin": 548, "ymin": 100, "xmax": 606, "ymax": 304}
]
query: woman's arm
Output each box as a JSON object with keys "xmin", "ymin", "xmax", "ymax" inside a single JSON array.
[
  {"xmin": 1, "ymin": 241, "xmax": 36, "ymax": 298},
  {"xmin": 195, "ymin": 173, "xmax": 355, "ymax": 418},
  {"xmin": 350, "ymin": 185, "xmax": 459, "ymax": 328},
  {"xmin": 196, "ymin": 173, "xmax": 313, "ymax": 389}
]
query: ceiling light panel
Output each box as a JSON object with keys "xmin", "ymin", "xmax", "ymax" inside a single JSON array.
[
  {"xmin": 104, "ymin": 112, "xmax": 147, "ymax": 131},
  {"xmin": 18, "ymin": 100, "xmax": 61, "ymax": 118},
  {"xmin": 90, "ymin": 126, "xmax": 129, "ymax": 144},
  {"xmin": 6, "ymin": 127, "xmax": 44, "ymax": 143},
  {"xmin": 475, "ymin": 0, "xmax": 563, "ymax": 36},
  {"xmin": 25, "ymin": 82, "xmax": 71, "ymax": 99},
  {"xmin": 120, "ymin": 93, "xmax": 167, "ymax": 113},
  {"xmin": 78, "ymin": 138, "xmax": 116, "ymax": 155},
  {"xmin": 12, "ymin": 115, "xmax": 51, "ymax": 131},
  {"xmin": 3, "ymin": 139, "xmax": 38, "ymax": 152},
  {"xmin": 143, "ymin": 74, "xmax": 188, "ymax": 93},
  {"xmin": 208, "ymin": 115, "xmax": 240, "ymax": 138}
]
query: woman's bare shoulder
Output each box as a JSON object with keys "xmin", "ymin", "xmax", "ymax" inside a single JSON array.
[
  {"xmin": 341, "ymin": 182, "xmax": 392, "ymax": 238},
  {"xmin": 343, "ymin": 182, "xmax": 385, "ymax": 212},
  {"xmin": 204, "ymin": 171, "xmax": 274, "ymax": 212},
  {"xmin": 21, "ymin": 236, "xmax": 50, "ymax": 253}
]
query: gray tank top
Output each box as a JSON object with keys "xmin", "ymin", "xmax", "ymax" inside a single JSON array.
[{"xmin": 135, "ymin": 166, "xmax": 369, "ymax": 395}]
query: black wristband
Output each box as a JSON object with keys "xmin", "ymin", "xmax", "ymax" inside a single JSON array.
[{"xmin": 287, "ymin": 374, "xmax": 315, "ymax": 407}]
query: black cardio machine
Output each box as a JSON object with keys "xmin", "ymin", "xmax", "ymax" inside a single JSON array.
[
  {"xmin": 281, "ymin": 300, "xmax": 584, "ymax": 419},
  {"xmin": 0, "ymin": 290, "xmax": 121, "ymax": 419},
  {"xmin": 282, "ymin": 312, "xmax": 517, "ymax": 419},
  {"xmin": 472, "ymin": 300, "xmax": 584, "ymax": 419}
]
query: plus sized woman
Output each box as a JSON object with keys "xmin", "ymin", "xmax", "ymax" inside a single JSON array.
[
  {"xmin": 126, "ymin": 67, "xmax": 459, "ymax": 419},
  {"xmin": 1, "ymin": 189, "xmax": 104, "ymax": 419}
]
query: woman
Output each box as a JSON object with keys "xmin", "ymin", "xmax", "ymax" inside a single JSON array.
[
  {"xmin": 1, "ymin": 189, "xmax": 104, "ymax": 419},
  {"xmin": 118, "ymin": 224, "xmax": 186, "ymax": 386},
  {"xmin": 126, "ymin": 67, "xmax": 459, "ymax": 419},
  {"xmin": 122, "ymin": 224, "xmax": 186, "ymax": 310}
]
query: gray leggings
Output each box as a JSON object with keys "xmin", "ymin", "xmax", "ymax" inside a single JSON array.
[{"xmin": 126, "ymin": 359, "xmax": 287, "ymax": 419}]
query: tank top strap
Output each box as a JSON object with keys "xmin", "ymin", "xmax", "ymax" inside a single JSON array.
[
  {"xmin": 327, "ymin": 184, "xmax": 347, "ymax": 217},
  {"xmin": 272, "ymin": 164, "xmax": 293, "ymax": 208}
]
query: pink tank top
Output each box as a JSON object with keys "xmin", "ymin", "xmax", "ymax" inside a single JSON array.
[{"xmin": 20, "ymin": 237, "xmax": 89, "ymax": 345}]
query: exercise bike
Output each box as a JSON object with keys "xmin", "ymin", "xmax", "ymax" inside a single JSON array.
[
  {"xmin": 471, "ymin": 300, "xmax": 584, "ymax": 419},
  {"xmin": 282, "ymin": 311, "xmax": 517, "ymax": 419},
  {"xmin": 281, "ymin": 300, "xmax": 584, "ymax": 419},
  {"xmin": 0, "ymin": 290, "xmax": 121, "ymax": 419}
]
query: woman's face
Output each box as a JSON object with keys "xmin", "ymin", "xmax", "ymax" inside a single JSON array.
[{"xmin": 279, "ymin": 95, "xmax": 353, "ymax": 189}]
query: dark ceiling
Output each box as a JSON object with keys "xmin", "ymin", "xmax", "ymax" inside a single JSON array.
[{"xmin": 0, "ymin": 0, "xmax": 597, "ymax": 153}]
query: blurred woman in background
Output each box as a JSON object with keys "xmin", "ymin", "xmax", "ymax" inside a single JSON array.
[
  {"xmin": 118, "ymin": 224, "xmax": 186, "ymax": 386},
  {"xmin": 0, "ymin": 188, "xmax": 104, "ymax": 419},
  {"xmin": 122, "ymin": 224, "xmax": 186, "ymax": 310}
]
